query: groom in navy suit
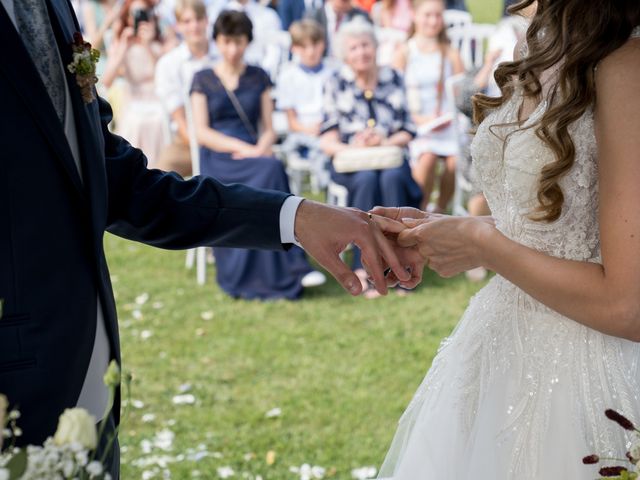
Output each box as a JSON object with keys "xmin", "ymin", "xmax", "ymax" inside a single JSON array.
[{"xmin": 0, "ymin": 0, "xmax": 422, "ymax": 477}]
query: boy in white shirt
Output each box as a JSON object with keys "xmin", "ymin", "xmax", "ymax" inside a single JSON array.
[{"xmin": 275, "ymin": 19, "xmax": 333, "ymax": 190}]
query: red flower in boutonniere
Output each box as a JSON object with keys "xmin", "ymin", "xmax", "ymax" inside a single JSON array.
[{"xmin": 67, "ymin": 32, "xmax": 100, "ymax": 104}]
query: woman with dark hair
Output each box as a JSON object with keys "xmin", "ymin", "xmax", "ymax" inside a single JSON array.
[
  {"xmin": 190, "ymin": 10, "xmax": 323, "ymax": 300},
  {"xmin": 373, "ymin": 0, "xmax": 640, "ymax": 477}
]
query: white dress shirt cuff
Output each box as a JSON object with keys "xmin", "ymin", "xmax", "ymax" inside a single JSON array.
[{"xmin": 279, "ymin": 196, "xmax": 304, "ymax": 248}]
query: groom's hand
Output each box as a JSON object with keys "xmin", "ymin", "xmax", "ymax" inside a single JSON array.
[{"xmin": 294, "ymin": 201, "xmax": 410, "ymax": 296}]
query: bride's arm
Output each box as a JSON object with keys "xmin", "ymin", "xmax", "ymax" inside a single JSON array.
[{"xmin": 385, "ymin": 39, "xmax": 640, "ymax": 341}]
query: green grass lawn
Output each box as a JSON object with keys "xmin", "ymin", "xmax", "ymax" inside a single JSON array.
[
  {"xmin": 111, "ymin": 3, "xmax": 502, "ymax": 476},
  {"xmin": 107, "ymin": 233, "xmax": 488, "ymax": 479}
]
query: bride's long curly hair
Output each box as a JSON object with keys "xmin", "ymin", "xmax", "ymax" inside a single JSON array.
[{"xmin": 473, "ymin": 0, "xmax": 640, "ymax": 222}]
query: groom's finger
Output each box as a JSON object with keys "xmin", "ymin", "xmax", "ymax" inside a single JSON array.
[
  {"xmin": 370, "ymin": 214, "xmax": 406, "ymax": 235},
  {"xmin": 369, "ymin": 206, "xmax": 401, "ymax": 220},
  {"xmin": 317, "ymin": 249, "xmax": 363, "ymax": 296},
  {"xmin": 369, "ymin": 223, "xmax": 411, "ymax": 284}
]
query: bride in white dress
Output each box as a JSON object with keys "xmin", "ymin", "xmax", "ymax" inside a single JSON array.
[{"xmin": 371, "ymin": 0, "xmax": 640, "ymax": 477}]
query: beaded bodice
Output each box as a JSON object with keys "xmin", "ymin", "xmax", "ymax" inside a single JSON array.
[
  {"xmin": 470, "ymin": 94, "xmax": 600, "ymax": 263},
  {"xmin": 471, "ymin": 26, "xmax": 640, "ymax": 263}
]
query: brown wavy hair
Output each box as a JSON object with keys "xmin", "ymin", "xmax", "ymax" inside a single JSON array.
[{"xmin": 473, "ymin": 0, "xmax": 640, "ymax": 222}]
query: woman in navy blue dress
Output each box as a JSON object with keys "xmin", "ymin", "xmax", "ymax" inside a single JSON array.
[{"xmin": 191, "ymin": 10, "xmax": 320, "ymax": 300}]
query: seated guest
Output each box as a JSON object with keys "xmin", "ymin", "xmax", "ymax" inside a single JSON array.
[
  {"xmin": 305, "ymin": 0, "xmax": 370, "ymax": 59},
  {"xmin": 191, "ymin": 10, "xmax": 325, "ymax": 300},
  {"xmin": 103, "ymin": 0, "xmax": 169, "ymax": 167},
  {"xmin": 320, "ymin": 18, "xmax": 422, "ymax": 297},
  {"xmin": 393, "ymin": 0, "xmax": 464, "ymax": 212},
  {"xmin": 207, "ymin": 0, "xmax": 284, "ymax": 78},
  {"xmin": 275, "ymin": 19, "xmax": 334, "ymax": 190},
  {"xmin": 155, "ymin": 0, "xmax": 219, "ymax": 177}
]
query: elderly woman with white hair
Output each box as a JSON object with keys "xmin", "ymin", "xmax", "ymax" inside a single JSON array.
[{"xmin": 320, "ymin": 18, "xmax": 422, "ymax": 297}]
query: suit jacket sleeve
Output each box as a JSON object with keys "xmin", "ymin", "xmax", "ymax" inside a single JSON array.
[{"xmin": 101, "ymin": 97, "xmax": 290, "ymax": 251}]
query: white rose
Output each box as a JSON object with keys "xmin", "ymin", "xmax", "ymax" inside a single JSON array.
[
  {"xmin": 53, "ymin": 408, "xmax": 97, "ymax": 450},
  {"xmin": 0, "ymin": 468, "xmax": 9, "ymax": 480}
]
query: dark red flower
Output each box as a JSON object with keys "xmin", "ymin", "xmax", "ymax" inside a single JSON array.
[
  {"xmin": 599, "ymin": 466, "xmax": 628, "ymax": 476},
  {"xmin": 582, "ymin": 454, "xmax": 600, "ymax": 464},
  {"xmin": 605, "ymin": 409, "xmax": 636, "ymax": 430},
  {"xmin": 73, "ymin": 31, "xmax": 83, "ymax": 46}
]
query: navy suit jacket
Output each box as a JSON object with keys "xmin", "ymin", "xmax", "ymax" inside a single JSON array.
[{"xmin": 0, "ymin": 0, "xmax": 290, "ymax": 445}]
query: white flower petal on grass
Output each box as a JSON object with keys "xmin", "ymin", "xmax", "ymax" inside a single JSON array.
[
  {"xmin": 133, "ymin": 310, "xmax": 143, "ymax": 320},
  {"xmin": 141, "ymin": 330, "xmax": 153, "ymax": 340},
  {"xmin": 187, "ymin": 450, "xmax": 209, "ymax": 462},
  {"xmin": 217, "ymin": 466, "xmax": 235, "ymax": 478},
  {"xmin": 131, "ymin": 400, "xmax": 145, "ymax": 409},
  {"xmin": 265, "ymin": 408, "xmax": 282, "ymax": 419},
  {"xmin": 172, "ymin": 394, "xmax": 196, "ymax": 405},
  {"xmin": 142, "ymin": 413, "xmax": 156, "ymax": 423},
  {"xmin": 142, "ymin": 470, "xmax": 157, "ymax": 480},
  {"xmin": 290, "ymin": 464, "xmax": 325, "ymax": 480},
  {"xmin": 212, "ymin": 451, "xmax": 224, "ymax": 459},
  {"xmin": 152, "ymin": 302, "xmax": 164, "ymax": 309},
  {"xmin": 141, "ymin": 439, "xmax": 154, "ymax": 454},
  {"xmin": 351, "ymin": 466, "xmax": 377, "ymax": 479},
  {"xmin": 136, "ymin": 293, "xmax": 150, "ymax": 305},
  {"xmin": 178, "ymin": 383, "xmax": 192, "ymax": 393},
  {"xmin": 200, "ymin": 311, "xmax": 214, "ymax": 321},
  {"xmin": 154, "ymin": 429, "xmax": 175, "ymax": 451}
]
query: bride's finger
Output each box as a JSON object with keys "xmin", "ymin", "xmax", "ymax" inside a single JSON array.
[{"xmin": 369, "ymin": 214, "xmax": 406, "ymax": 235}]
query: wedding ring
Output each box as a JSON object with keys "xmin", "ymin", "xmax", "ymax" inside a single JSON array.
[{"xmin": 367, "ymin": 213, "xmax": 373, "ymax": 220}]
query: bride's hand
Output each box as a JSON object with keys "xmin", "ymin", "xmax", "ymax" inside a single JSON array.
[
  {"xmin": 398, "ymin": 216, "xmax": 496, "ymax": 278},
  {"xmin": 369, "ymin": 206, "xmax": 429, "ymax": 222}
]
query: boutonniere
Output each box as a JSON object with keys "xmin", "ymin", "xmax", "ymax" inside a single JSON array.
[{"xmin": 67, "ymin": 32, "xmax": 100, "ymax": 104}]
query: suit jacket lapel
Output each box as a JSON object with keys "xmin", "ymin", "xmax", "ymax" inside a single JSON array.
[
  {"xmin": 47, "ymin": 0, "xmax": 108, "ymax": 238},
  {"xmin": 0, "ymin": 3, "xmax": 85, "ymax": 198}
]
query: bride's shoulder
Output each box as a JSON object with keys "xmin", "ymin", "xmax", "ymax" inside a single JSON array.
[{"xmin": 596, "ymin": 33, "xmax": 640, "ymax": 80}]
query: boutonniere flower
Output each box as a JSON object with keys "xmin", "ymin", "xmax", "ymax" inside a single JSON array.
[{"xmin": 67, "ymin": 32, "xmax": 100, "ymax": 104}]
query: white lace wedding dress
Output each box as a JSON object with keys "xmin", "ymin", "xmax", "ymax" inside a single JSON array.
[{"xmin": 379, "ymin": 28, "xmax": 640, "ymax": 479}]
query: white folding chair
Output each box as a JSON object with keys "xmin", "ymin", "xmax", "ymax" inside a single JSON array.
[
  {"xmin": 461, "ymin": 23, "xmax": 498, "ymax": 70},
  {"xmin": 263, "ymin": 30, "xmax": 292, "ymax": 82},
  {"xmin": 183, "ymin": 90, "xmax": 208, "ymax": 286},
  {"xmin": 443, "ymin": 9, "xmax": 472, "ymax": 30}
]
